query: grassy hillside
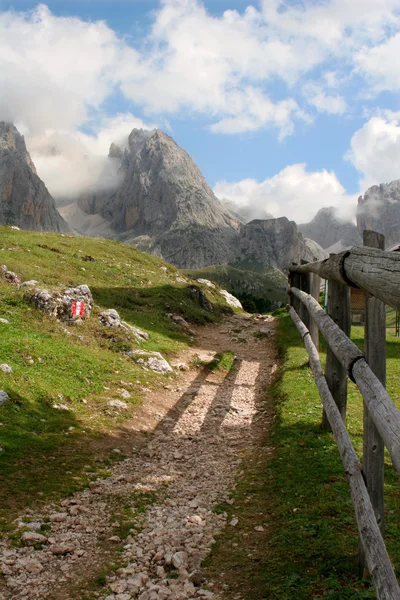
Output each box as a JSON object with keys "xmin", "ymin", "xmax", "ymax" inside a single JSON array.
[
  {"xmin": 0, "ymin": 227, "xmax": 232, "ymax": 529},
  {"xmin": 183, "ymin": 264, "xmax": 287, "ymax": 312}
]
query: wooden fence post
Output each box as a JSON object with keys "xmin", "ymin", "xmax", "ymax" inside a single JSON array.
[
  {"xmin": 322, "ymin": 276, "xmax": 351, "ymax": 430},
  {"xmin": 310, "ymin": 273, "xmax": 321, "ymax": 350},
  {"xmin": 289, "ymin": 266, "xmax": 301, "ymax": 314},
  {"xmin": 299, "ymin": 260, "xmax": 311, "ymax": 329},
  {"xmin": 360, "ymin": 230, "xmax": 386, "ymax": 575}
]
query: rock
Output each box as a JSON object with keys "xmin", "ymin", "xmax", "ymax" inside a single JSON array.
[
  {"xmin": 254, "ymin": 525, "xmax": 264, "ymax": 532},
  {"xmin": 127, "ymin": 350, "xmax": 172, "ymax": 374},
  {"xmin": 0, "ymin": 391, "xmax": 10, "ymax": 405},
  {"xmin": 25, "ymin": 284, "xmax": 93, "ymax": 322},
  {"xmin": 172, "ymin": 361, "xmax": 190, "ymax": 372},
  {"xmin": 229, "ymin": 518, "xmax": 239, "ymax": 526},
  {"xmin": 19, "ymin": 280, "xmax": 38, "ymax": 289},
  {"xmin": 120, "ymin": 389, "xmax": 131, "ymax": 399},
  {"xmin": 109, "ymin": 536, "xmax": 121, "ymax": 543},
  {"xmin": 167, "ymin": 314, "xmax": 195, "ymax": 335},
  {"xmin": 0, "ymin": 318, "xmax": 9, "ymax": 324},
  {"xmin": 21, "ymin": 532, "xmax": 47, "ymax": 546},
  {"xmin": 189, "ymin": 286, "xmax": 213, "ymax": 311},
  {"xmin": 189, "ymin": 570, "xmax": 204, "ymax": 587},
  {"xmin": 99, "ymin": 309, "xmax": 149, "ymax": 341},
  {"xmin": 0, "ymin": 364, "xmax": 12, "ymax": 374},
  {"xmin": 24, "ymin": 559, "xmax": 44, "ymax": 573},
  {"xmin": 196, "ymin": 279, "xmax": 215, "ymax": 289},
  {"xmin": 0, "ymin": 122, "xmax": 70, "ymax": 233},
  {"xmin": 219, "ymin": 290, "xmax": 242, "ymax": 309},
  {"xmin": 49, "ymin": 543, "xmax": 75, "ymax": 555},
  {"xmin": 172, "ymin": 551, "xmax": 188, "ymax": 569},
  {"xmin": 49, "ymin": 512, "xmax": 68, "ymax": 522},
  {"xmin": 4, "ymin": 271, "xmax": 20, "ymax": 285},
  {"xmin": 108, "ymin": 400, "xmax": 128, "ymax": 410}
]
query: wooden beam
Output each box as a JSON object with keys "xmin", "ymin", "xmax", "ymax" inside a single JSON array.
[
  {"xmin": 288, "ymin": 306, "xmax": 400, "ymax": 600},
  {"xmin": 363, "ymin": 231, "xmax": 386, "ymax": 536},
  {"xmin": 289, "ymin": 246, "xmax": 400, "ymax": 311},
  {"xmin": 322, "ymin": 280, "xmax": 351, "ymax": 430},
  {"xmin": 290, "ymin": 286, "xmax": 400, "ymax": 471}
]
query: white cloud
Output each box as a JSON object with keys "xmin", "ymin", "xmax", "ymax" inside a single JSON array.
[
  {"xmin": 29, "ymin": 114, "xmax": 153, "ymax": 200},
  {"xmin": 346, "ymin": 112, "xmax": 400, "ymax": 190},
  {"xmin": 214, "ymin": 164, "xmax": 357, "ymax": 224},
  {"xmin": 355, "ymin": 33, "xmax": 400, "ymax": 92},
  {"xmin": 302, "ymin": 83, "xmax": 347, "ymax": 115}
]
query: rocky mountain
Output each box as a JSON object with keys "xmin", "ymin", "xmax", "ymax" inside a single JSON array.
[
  {"xmin": 357, "ymin": 180, "xmax": 400, "ymax": 248},
  {"xmin": 0, "ymin": 122, "xmax": 70, "ymax": 233},
  {"xmin": 234, "ymin": 217, "xmax": 327, "ymax": 272},
  {"xmin": 78, "ymin": 129, "xmax": 240, "ymax": 268},
  {"xmin": 298, "ymin": 207, "xmax": 361, "ymax": 252}
]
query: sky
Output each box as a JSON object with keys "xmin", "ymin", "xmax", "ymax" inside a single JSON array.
[{"xmin": 1, "ymin": 0, "xmax": 400, "ymax": 223}]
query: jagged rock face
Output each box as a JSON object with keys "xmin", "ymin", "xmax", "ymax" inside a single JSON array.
[
  {"xmin": 235, "ymin": 217, "xmax": 326, "ymax": 272},
  {"xmin": 0, "ymin": 122, "xmax": 70, "ymax": 233},
  {"xmin": 298, "ymin": 207, "xmax": 362, "ymax": 250},
  {"xmin": 79, "ymin": 129, "xmax": 239, "ymax": 268},
  {"xmin": 357, "ymin": 181, "xmax": 400, "ymax": 248}
]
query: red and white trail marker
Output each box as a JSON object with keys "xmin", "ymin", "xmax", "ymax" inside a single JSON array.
[{"xmin": 71, "ymin": 301, "xmax": 85, "ymax": 317}]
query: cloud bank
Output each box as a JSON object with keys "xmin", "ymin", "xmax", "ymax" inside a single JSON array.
[{"xmin": 1, "ymin": 0, "xmax": 400, "ymax": 212}]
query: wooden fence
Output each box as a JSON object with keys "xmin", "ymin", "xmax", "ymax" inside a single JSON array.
[{"xmin": 288, "ymin": 230, "xmax": 400, "ymax": 600}]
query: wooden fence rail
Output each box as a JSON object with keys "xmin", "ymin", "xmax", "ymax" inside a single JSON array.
[
  {"xmin": 290, "ymin": 246, "xmax": 400, "ymax": 311},
  {"xmin": 287, "ymin": 230, "xmax": 400, "ymax": 597}
]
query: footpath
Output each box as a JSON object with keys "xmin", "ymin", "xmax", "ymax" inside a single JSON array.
[{"xmin": 0, "ymin": 312, "xmax": 277, "ymax": 600}]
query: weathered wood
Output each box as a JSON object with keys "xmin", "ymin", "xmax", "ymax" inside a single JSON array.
[
  {"xmin": 289, "ymin": 269, "xmax": 301, "ymax": 313},
  {"xmin": 288, "ymin": 306, "xmax": 400, "ymax": 600},
  {"xmin": 299, "ymin": 261, "xmax": 311, "ymax": 329},
  {"xmin": 322, "ymin": 280, "xmax": 351, "ymax": 430},
  {"xmin": 310, "ymin": 273, "xmax": 320, "ymax": 350},
  {"xmin": 290, "ymin": 246, "xmax": 400, "ymax": 311},
  {"xmin": 363, "ymin": 231, "xmax": 386, "ymax": 537},
  {"xmin": 290, "ymin": 286, "xmax": 400, "ymax": 471}
]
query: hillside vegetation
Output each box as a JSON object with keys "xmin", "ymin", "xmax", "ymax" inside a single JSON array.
[{"xmin": 0, "ymin": 227, "xmax": 233, "ymax": 529}]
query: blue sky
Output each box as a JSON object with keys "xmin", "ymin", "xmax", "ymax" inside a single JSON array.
[{"xmin": 1, "ymin": 0, "xmax": 400, "ymax": 222}]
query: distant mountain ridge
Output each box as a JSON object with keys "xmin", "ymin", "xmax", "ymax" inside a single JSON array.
[
  {"xmin": 298, "ymin": 207, "xmax": 361, "ymax": 252},
  {"xmin": 357, "ymin": 180, "xmax": 400, "ymax": 248},
  {"xmin": 0, "ymin": 122, "xmax": 70, "ymax": 233}
]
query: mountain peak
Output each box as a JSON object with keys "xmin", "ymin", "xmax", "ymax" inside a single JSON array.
[
  {"xmin": 0, "ymin": 121, "xmax": 37, "ymax": 174},
  {"xmin": 0, "ymin": 122, "xmax": 70, "ymax": 233}
]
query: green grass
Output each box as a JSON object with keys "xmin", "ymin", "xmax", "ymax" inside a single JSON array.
[
  {"xmin": 0, "ymin": 227, "xmax": 232, "ymax": 529},
  {"xmin": 208, "ymin": 351, "xmax": 236, "ymax": 372},
  {"xmin": 204, "ymin": 315, "xmax": 400, "ymax": 599}
]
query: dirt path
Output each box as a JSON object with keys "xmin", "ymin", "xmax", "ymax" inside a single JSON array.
[{"xmin": 0, "ymin": 313, "xmax": 277, "ymax": 600}]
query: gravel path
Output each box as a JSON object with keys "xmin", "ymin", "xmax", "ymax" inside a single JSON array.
[{"xmin": 0, "ymin": 313, "xmax": 276, "ymax": 600}]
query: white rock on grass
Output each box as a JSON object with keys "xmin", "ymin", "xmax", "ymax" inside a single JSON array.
[
  {"xmin": 0, "ymin": 364, "xmax": 12, "ymax": 374},
  {"xmin": 0, "ymin": 391, "xmax": 10, "ymax": 405},
  {"xmin": 127, "ymin": 351, "xmax": 172, "ymax": 374},
  {"xmin": 196, "ymin": 279, "xmax": 216, "ymax": 289},
  {"xmin": 108, "ymin": 400, "xmax": 129, "ymax": 410},
  {"xmin": 99, "ymin": 309, "xmax": 149, "ymax": 342},
  {"xmin": 219, "ymin": 290, "xmax": 242, "ymax": 309},
  {"xmin": 0, "ymin": 318, "xmax": 10, "ymax": 324}
]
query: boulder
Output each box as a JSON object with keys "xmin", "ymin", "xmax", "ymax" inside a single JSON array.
[
  {"xmin": 98, "ymin": 309, "xmax": 149, "ymax": 341},
  {"xmin": 0, "ymin": 390, "xmax": 10, "ymax": 405},
  {"xmin": 127, "ymin": 350, "xmax": 173, "ymax": 374},
  {"xmin": 219, "ymin": 290, "xmax": 242, "ymax": 309},
  {"xmin": 25, "ymin": 284, "xmax": 93, "ymax": 323},
  {"xmin": 189, "ymin": 285, "xmax": 213, "ymax": 311}
]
